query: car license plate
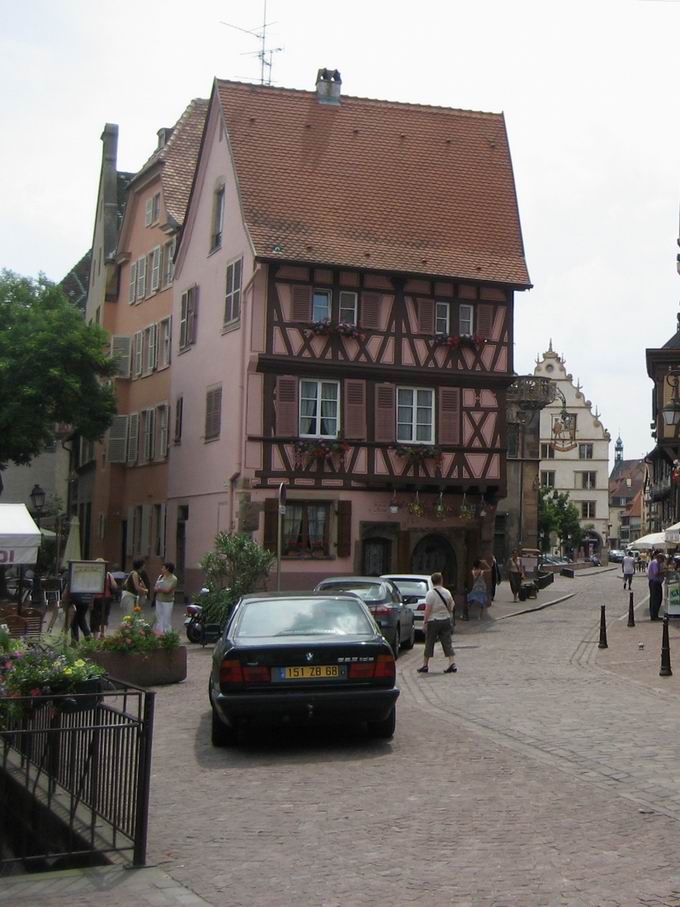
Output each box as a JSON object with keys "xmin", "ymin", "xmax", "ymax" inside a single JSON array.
[{"xmin": 277, "ymin": 665, "xmax": 345, "ymax": 680}]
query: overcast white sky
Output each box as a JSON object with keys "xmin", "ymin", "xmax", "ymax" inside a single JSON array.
[{"xmin": 2, "ymin": 0, "xmax": 679, "ymax": 464}]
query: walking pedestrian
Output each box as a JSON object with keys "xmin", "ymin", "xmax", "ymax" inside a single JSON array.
[
  {"xmin": 622, "ymin": 551, "xmax": 635, "ymax": 591},
  {"xmin": 61, "ymin": 575, "xmax": 92, "ymax": 643},
  {"xmin": 417, "ymin": 572, "xmax": 457, "ymax": 674},
  {"xmin": 138, "ymin": 559, "xmax": 151, "ymax": 609},
  {"xmin": 468, "ymin": 559, "xmax": 491, "ymax": 616},
  {"xmin": 121, "ymin": 559, "xmax": 148, "ymax": 612},
  {"xmin": 154, "ymin": 562, "xmax": 178, "ymax": 635},
  {"xmin": 90, "ymin": 558, "xmax": 118, "ymax": 639},
  {"xmin": 506, "ymin": 549, "xmax": 524, "ymax": 602},
  {"xmin": 490, "ymin": 555, "xmax": 501, "ymax": 601},
  {"xmin": 648, "ymin": 551, "xmax": 666, "ymax": 621}
]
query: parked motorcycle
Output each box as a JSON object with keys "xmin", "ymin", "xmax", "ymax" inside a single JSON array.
[{"xmin": 184, "ymin": 588, "xmax": 209, "ymax": 643}]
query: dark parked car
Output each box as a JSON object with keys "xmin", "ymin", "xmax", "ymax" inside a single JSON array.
[
  {"xmin": 313, "ymin": 577, "xmax": 415, "ymax": 655},
  {"xmin": 209, "ymin": 593, "xmax": 399, "ymax": 746},
  {"xmin": 609, "ymin": 549, "xmax": 625, "ymax": 563}
]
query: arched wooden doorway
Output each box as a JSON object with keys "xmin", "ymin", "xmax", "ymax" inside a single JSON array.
[
  {"xmin": 411, "ymin": 535, "xmax": 457, "ymax": 588},
  {"xmin": 362, "ymin": 537, "xmax": 392, "ymax": 576}
]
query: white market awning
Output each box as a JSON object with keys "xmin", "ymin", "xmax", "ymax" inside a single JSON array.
[
  {"xmin": 635, "ymin": 531, "xmax": 669, "ymax": 550},
  {"xmin": 665, "ymin": 522, "xmax": 680, "ymax": 544},
  {"xmin": 0, "ymin": 504, "xmax": 41, "ymax": 566}
]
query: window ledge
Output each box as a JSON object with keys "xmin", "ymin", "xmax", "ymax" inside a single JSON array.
[
  {"xmin": 208, "ymin": 244, "xmax": 222, "ymax": 258},
  {"xmin": 204, "ymin": 436, "xmax": 220, "ymax": 444},
  {"xmin": 178, "ymin": 345, "xmax": 193, "ymax": 355},
  {"xmin": 221, "ymin": 320, "xmax": 241, "ymax": 335},
  {"xmin": 282, "ymin": 554, "xmax": 334, "ymax": 560}
]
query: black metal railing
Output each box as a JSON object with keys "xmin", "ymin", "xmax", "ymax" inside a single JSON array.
[{"xmin": 0, "ymin": 682, "xmax": 154, "ymax": 873}]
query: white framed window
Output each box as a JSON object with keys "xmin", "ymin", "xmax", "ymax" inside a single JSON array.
[
  {"xmin": 145, "ymin": 197, "xmax": 153, "ymax": 227},
  {"xmin": 134, "ymin": 331, "xmax": 143, "ymax": 377},
  {"xmin": 159, "ymin": 317, "xmax": 172, "ymax": 368},
  {"xmin": 435, "ymin": 302, "xmax": 449, "ymax": 335},
  {"xmin": 211, "ymin": 186, "xmax": 225, "ymax": 250},
  {"xmin": 179, "ymin": 286, "xmax": 198, "ymax": 350},
  {"xmin": 581, "ymin": 501, "xmax": 596, "ymax": 519},
  {"xmin": 162, "ymin": 238, "xmax": 175, "ymax": 288},
  {"xmin": 152, "ymin": 192, "xmax": 161, "ymax": 223},
  {"xmin": 150, "ymin": 246, "xmax": 161, "ymax": 292},
  {"xmin": 541, "ymin": 470, "xmax": 556, "ymax": 488},
  {"xmin": 224, "ymin": 257, "xmax": 242, "ymax": 325},
  {"xmin": 136, "ymin": 255, "xmax": 147, "ymax": 300},
  {"xmin": 156, "ymin": 403, "xmax": 169, "ymax": 459},
  {"xmin": 299, "ymin": 380, "xmax": 339, "ymax": 438},
  {"xmin": 127, "ymin": 413, "xmax": 139, "ymax": 465},
  {"xmin": 142, "ymin": 408, "xmax": 155, "ymax": 462},
  {"xmin": 579, "ymin": 443, "xmax": 594, "ymax": 459},
  {"xmin": 540, "ymin": 443, "xmax": 555, "ymax": 459},
  {"xmin": 459, "ymin": 304, "xmax": 474, "ymax": 336},
  {"xmin": 397, "ymin": 387, "xmax": 434, "ymax": 444},
  {"xmin": 580, "ymin": 471, "xmax": 597, "ymax": 490},
  {"xmin": 312, "ymin": 289, "xmax": 331, "ymax": 322},
  {"xmin": 128, "ymin": 261, "xmax": 137, "ymax": 304},
  {"xmin": 339, "ymin": 291, "xmax": 358, "ymax": 325},
  {"xmin": 143, "ymin": 323, "xmax": 157, "ymax": 373}
]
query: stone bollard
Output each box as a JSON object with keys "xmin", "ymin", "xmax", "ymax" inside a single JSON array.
[
  {"xmin": 660, "ymin": 615, "xmax": 673, "ymax": 677},
  {"xmin": 627, "ymin": 591, "xmax": 635, "ymax": 628},
  {"xmin": 598, "ymin": 604, "xmax": 608, "ymax": 649}
]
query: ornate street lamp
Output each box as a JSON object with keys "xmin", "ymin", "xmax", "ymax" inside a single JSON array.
[
  {"xmin": 29, "ymin": 483, "xmax": 46, "ymax": 527},
  {"xmin": 662, "ymin": 368, "xmax": 680, "ymax": 428}
]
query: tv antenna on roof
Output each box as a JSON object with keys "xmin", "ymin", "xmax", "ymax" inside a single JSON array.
[{"xmin": 220, "ymin": 0, "xmax": 283, "ymax": 86}]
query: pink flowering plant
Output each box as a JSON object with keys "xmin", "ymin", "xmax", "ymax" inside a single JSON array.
[{"xmin": 80, "ymin": 612, "xmax": 180, "ymax": 654}]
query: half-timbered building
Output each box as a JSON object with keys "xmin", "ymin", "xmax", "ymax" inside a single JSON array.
[{"xmin": 168, "ymin": 70, "xmax": 531, "ymax": 595}]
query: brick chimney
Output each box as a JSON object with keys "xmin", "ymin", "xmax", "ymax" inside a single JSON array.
[{"xmin": 315, "ymin": 68, "xmax": 342, "ymax": 105}]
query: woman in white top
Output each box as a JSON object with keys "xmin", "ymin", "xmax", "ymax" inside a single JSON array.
[{"xmin": 417, "ymin": 572, "xmax": 457, "ymax": 674}]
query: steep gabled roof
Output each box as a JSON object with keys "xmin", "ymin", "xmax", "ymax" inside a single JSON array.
[
  {"xmin": 133, "ymin": 98, "xmax": 209, "ymax": 227},
  {"xmin": 60, "ymin": 250, "xmax": 92, "ymax": 312},
  {"xmin": 214, "ymin": 80, "xmax": 531, "ymax": 286}
]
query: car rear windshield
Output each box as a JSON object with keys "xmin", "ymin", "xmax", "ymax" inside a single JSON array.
[
  {"xmin": 317, "ymin": 582, "xmax": 384, "ymax": 602},
  {"xmin": 235, "ymin": 598, "xmax": 375, "ymax": 638},
  {"xmin": 390, "ymin": 579, "xmax": 428, "ymax": 597}
]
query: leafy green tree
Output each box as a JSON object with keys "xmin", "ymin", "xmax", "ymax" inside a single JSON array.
[
  {"xmin": 199, "ymin": 532, "xmax": 275, "ymax": 625},
  {"xmin": 538, "ymin": 487, "xmax": 584, "ymax": 554},
  {"xmin": 0, "ymin": 270, "xmax": 117, "ymax": 480}
]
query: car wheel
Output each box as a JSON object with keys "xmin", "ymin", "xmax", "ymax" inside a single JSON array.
[
  {"xmin": 368, "ymin": 706, "xmax": 396, "ymax": 739},
  {"xmin": 402, "ymin": 621, "xmax": 416, "ymax": 650},
  {"xmin": 391, "ymin": 627, "xmax": 400, "ymax": 658},
  {"xmin": 211, "ymin": 707, "xmax": 238, "ymax": 747},
  {"xmin": 186, "ymin": 621, "xmax": 203, "ymax": 644}
]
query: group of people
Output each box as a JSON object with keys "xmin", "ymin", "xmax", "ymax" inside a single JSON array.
[{"xmin": 58, "ymin": 558, "xmax": 178, "ymax": 641}]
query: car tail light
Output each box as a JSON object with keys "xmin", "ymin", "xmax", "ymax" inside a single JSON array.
[
  {"xmin": 349, "ymin": 661, "xmax": 375, "ymax": 679},
  {"xmin": 371, "ymin": 606, "xmax": 391, "ymax": 619},
  {"xmin": 219, "ymin": 658, "xmax": 244, "ymax": 686},
  {"xmin": 374, "ymin": 654, "xmax": 396, "ymax": 682},
  {"xmin": 242, "ymin": 665, "xmax": 270, "ymax": 683},
  {"xmin": 417, "ymin": 603, "xmax": 426, "ymax": 611}
]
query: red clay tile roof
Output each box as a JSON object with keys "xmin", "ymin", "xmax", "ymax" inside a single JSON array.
[
  {"xmin": 215, "ymin": 80, "xmax": 531, "ymax": 287},
  {"xmin": 135, "ymin": 99, "xmax": 209, "ymax": 227}
]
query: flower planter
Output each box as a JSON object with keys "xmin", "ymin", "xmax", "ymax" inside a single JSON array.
[
  {"xmin": 87, "ymin": 647, "xmax": 187, "ymax": 687},
  {"xmin": 56, "ymin": 678, "xmax": 104, "ymax": 714}
]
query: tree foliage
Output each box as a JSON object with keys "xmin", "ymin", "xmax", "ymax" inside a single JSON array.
[
  {"xmin": 538, "ymin": 487, "xmax": 584, "ymax": 553},
  {"xmin": 0, "ymin": 270, "xmax": 117, "ymax": 471},
  {"xmin": 199, "ymin": 532, "xmax": 275, "ymax": 625}
]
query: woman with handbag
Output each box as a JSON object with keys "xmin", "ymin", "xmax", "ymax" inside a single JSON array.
[
  {"xmin": 121, "ymin": 559, "xmax": 148, "ymax": 612},
  {"xmin": 417, "ymin": 572, "xmax": 457, "ymax": 674}
]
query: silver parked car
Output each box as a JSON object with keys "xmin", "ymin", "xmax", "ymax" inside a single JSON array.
[
  {"xmin": 313, "ymin": 577, "xmax": 415, "ymax": 656},
  {"xmin": 381, "ymin": 574, "xmax": 435, "ymax": 636}
]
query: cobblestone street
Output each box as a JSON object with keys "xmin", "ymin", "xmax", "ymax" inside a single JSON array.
[{"xmin": 7, "ymin": 568, "xmax": 680, "ymax": 906}]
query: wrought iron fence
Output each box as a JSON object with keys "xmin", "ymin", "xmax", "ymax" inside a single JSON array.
[{"xmin": 0, "ymin": 682, "xmax": 154, "ymax": 873}]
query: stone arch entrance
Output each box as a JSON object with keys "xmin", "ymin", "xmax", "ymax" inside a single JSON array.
[
  {"xmin": 411, "ymin": 534, "xmax": 457, "ymax": 587},
  {"xmin": 582, "ymin": 530, "xmax": 602, "ymax": 555}
]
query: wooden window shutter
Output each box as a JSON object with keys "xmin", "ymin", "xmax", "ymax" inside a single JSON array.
[
  {"xmin": 336, "ymin": 501, "xmax": 352, "ymax": 558},
  {"xmin": 189, "ymin": 287, "xmax": 199, "ymax": 344},
  {"xmin": 205, "ymin": 387, "xmax": 222, "ymax": 440},
  {"xmin": 127, "ymin": 413, "xmax": 139, "ymax": 465},
  {"xmin": 418, "ymin": 298, "xmax": 435, "ymax": 334},
  {"xmin": 361, "ymin": 292, "xmax": 380, "ymax": 329},
  {"xmin": 476, "ymin": 304, "xmax": 493, "ymax": 339},
  {"xmin": 374, "ymin": 383, "xmax": 396, "ymax": 443},
  {"xmin": 276, "ymin": 376, "xmax": 298, "ymax": 436},
  {"xmin": 110, "ymin": 335, "xmax": 131, "ymax": 378},
  {"xmin": 107, "ymin": 415, "xmax": 129, "ymax": 463},
  {"xmin": 439, "ymin": 388, "xmax": 461, "ymax": 445},
  {"xmin": 140, "ymin": 504, "xmax": 152, "ymax": 555},
  {"xmin": 291, "ymin": 285, "xmax": 312, "ymax": 321},
  {"xmin": 344, "ymin": 379, "xmax": 366, "ymax": 439},
  {"xmin": 263, "ymin": 499, "xmax": 278, "ymax": 552}
]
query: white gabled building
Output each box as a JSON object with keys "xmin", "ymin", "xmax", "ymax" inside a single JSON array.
[{"xmin": 533, "ymin": 343, "xmax": 611, "ymax": 554}]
